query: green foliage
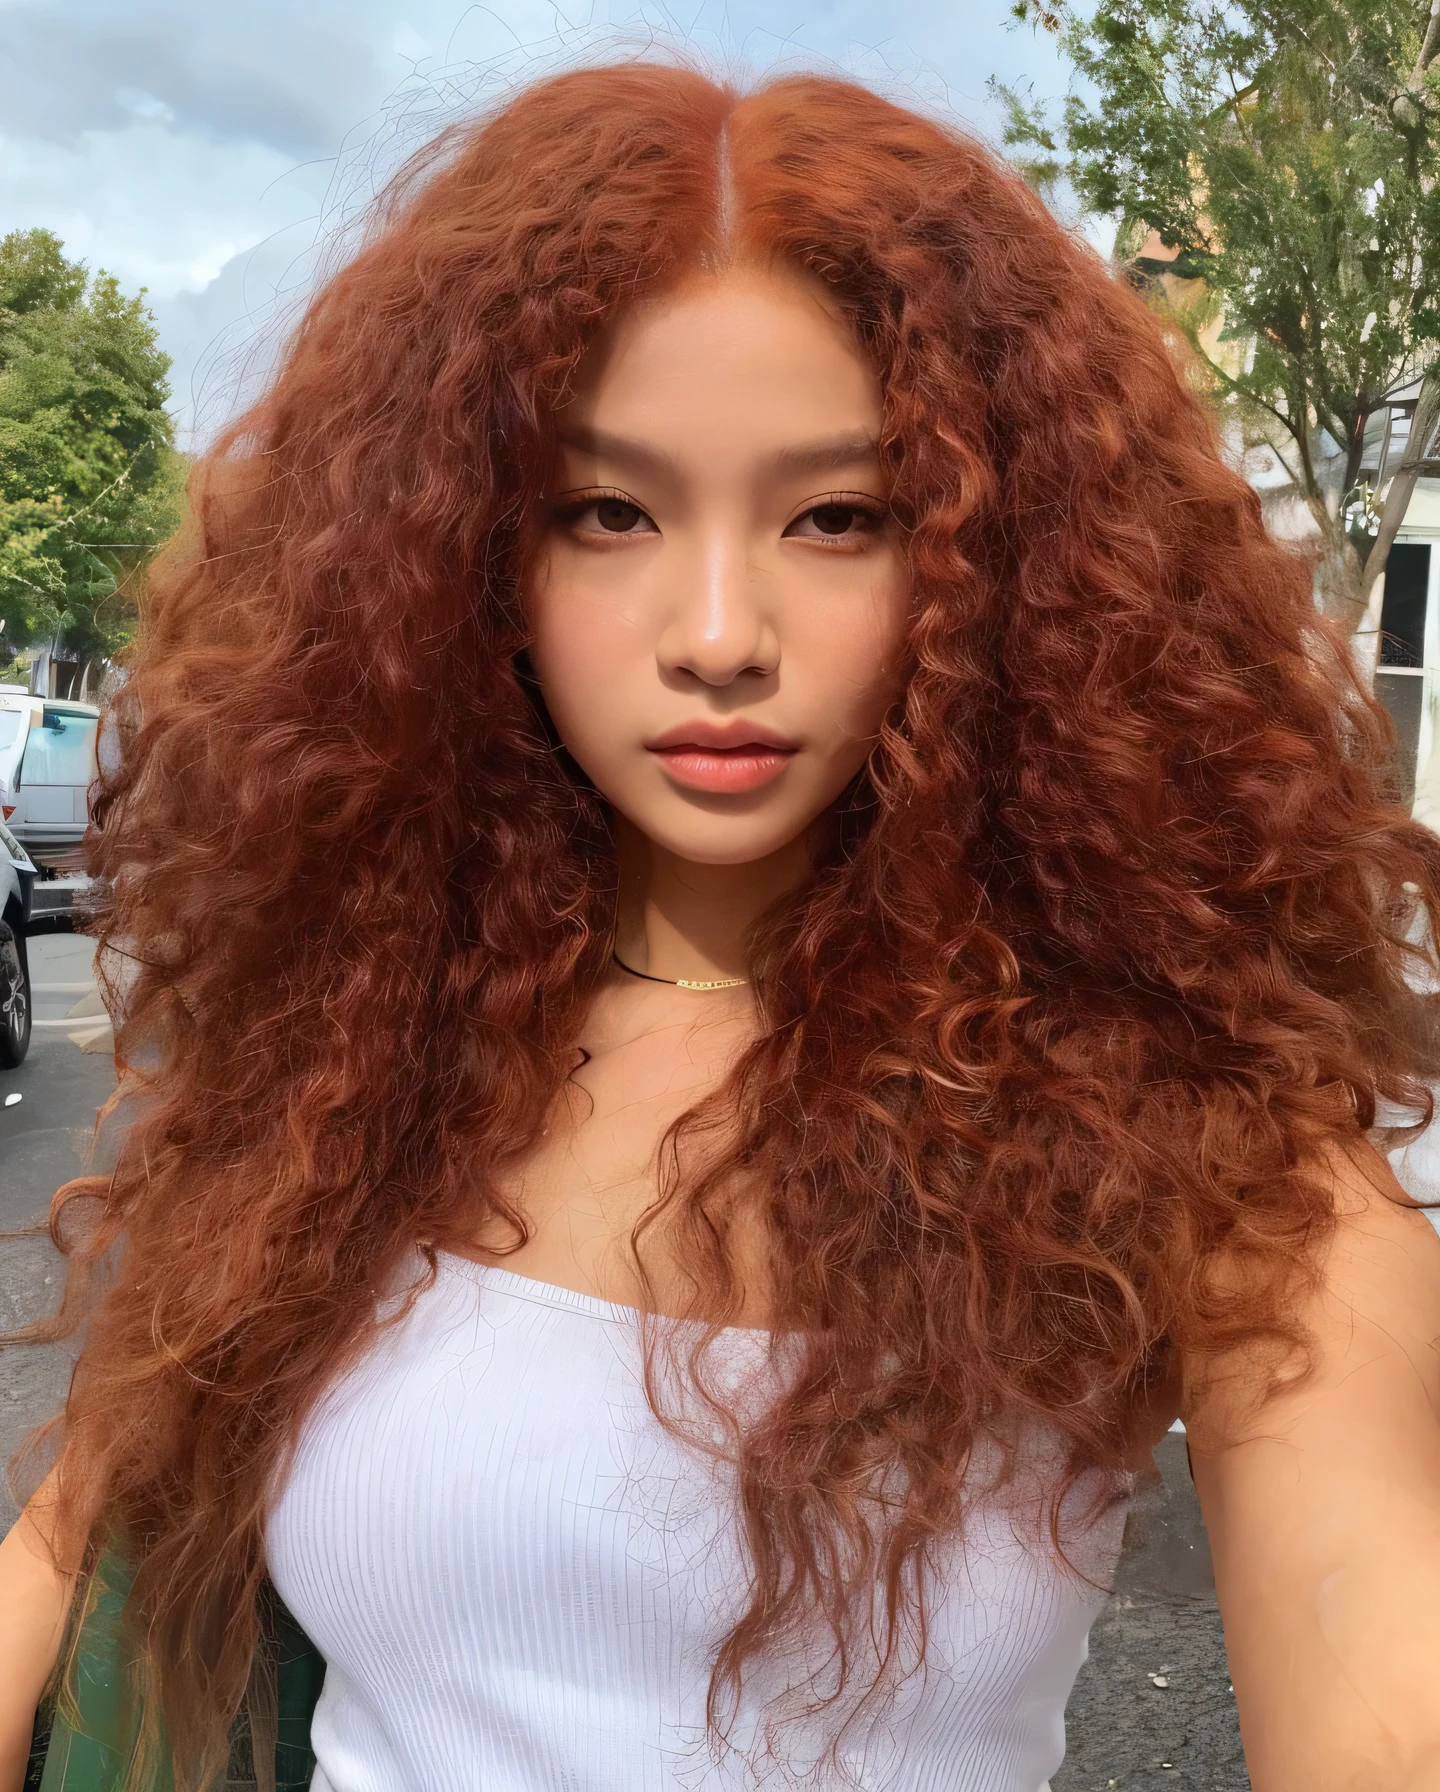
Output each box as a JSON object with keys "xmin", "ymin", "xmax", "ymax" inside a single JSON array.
[
  {"xmin": 991, "ymin": 80, "xmax": 1068, "ymax": 206},
  {"xmin": 995, "ymin": 0, "xmax": 1440, "ymax": 623},
  {"xmin": 0, "ymin": 228, "xmax": 185, "ymax": 666}
]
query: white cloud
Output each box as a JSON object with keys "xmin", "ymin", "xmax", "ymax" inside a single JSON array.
[
  {"xmin": 2, "ymin": 0, "xmax": 1077, "ymax": 445},
  {"xmin": 0, "ymin": 122, "xmax": 314, "ymax": 298},
  {"xmin": 0, "ymin": 0, "xmax": 391, "ymax": 153}
]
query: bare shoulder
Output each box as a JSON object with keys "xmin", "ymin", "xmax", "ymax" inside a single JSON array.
[
  {"xmin": 1296, "ymin": 1136, "xmax": 1440, "ymax": 1404},
  {"xmin": 1183, "ymin": 1134, "xmax": 1440, "ymax": 1446},
  {"xmin": 1180, "ymin": 1138, "xmax": 1440, "ymax": 1788},
  {"xmin": 1319, "ymin": 1129, "xmax": 1440, "ymax": 1236}
]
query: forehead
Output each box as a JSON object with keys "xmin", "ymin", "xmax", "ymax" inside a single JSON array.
[{"xmin": 560, "ymin": 266, "xmax": 883, "ymax": 451}]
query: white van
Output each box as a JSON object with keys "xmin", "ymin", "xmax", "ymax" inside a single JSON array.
[
  {"xmin": 0, "ymin": 689, "xmax": 99, "ymax": 926},
  {"xmin": 0, "ymin": 690, "xmax": 100, "ymax": 860}
]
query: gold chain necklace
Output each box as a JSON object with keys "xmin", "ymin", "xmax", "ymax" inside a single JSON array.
[{"xmin": 611, "ymin": 951, "xmax": 748, "ymax": 992}]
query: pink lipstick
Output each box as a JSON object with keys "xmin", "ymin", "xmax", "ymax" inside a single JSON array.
[{"xmin": 646, "ymin": 721, "xmax": 799, "ymax": 794}]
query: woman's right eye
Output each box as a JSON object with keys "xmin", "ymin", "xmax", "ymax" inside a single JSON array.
[{"xmin": 556, "ymin": 493, "xmax": 658, "ymax": 536}]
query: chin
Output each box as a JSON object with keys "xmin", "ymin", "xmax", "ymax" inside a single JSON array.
[{"xmin": 641, "ymin": 807, "xmax": 817, "ymax": 866}]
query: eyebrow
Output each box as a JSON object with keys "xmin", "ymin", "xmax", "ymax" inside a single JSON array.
[
  {"xmin": 554, "ymin": 424, "xmax": 881, "ymax": 482},
  {"xmin": 769, "ymin": 432, "xmax": 882, "ymax": 478}
]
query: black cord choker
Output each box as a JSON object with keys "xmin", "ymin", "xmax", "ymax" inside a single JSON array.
[{"xmin": 611, "ymin": 951, "xmax": 748, "ymax": 991}]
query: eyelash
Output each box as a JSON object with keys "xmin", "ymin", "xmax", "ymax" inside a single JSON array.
[
  {"xmin": 551, "ymin": 487, "xmax": 638, "ymax": 525},
  {"xmin": 788, "ymin": 493, "xmax": 889, "ymax": 541},
  {"xmin": 550, "ymin": 489, "xmax": 889, "ymax": 541}
]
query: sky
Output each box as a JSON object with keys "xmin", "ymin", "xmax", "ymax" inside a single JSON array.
[{"xmin": 0, "ymin": 0, "xmax": 1079, "ymax": 444}]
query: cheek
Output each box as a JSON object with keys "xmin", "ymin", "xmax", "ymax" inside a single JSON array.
[
  {"xmin": 809, "ymin": 571, "xmax": 911, "ymax": 734},
  {"xmin": 526, "ymin": 564, "xmax": 642, "ymax": 773}
]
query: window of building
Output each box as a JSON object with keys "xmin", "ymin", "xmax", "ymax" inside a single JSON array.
[
  {"xmin": 1380, "ymin": 543, "xmax": 1430, "ymax": 668},
  {"xmin": 1375, "ymin": 542, "xmax": 1435, "ymax": 806}
]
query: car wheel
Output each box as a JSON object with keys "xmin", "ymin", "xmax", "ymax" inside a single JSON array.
[{"xmin": 0, "ymin": 920, "xmax": 31, "ymax": 1068}]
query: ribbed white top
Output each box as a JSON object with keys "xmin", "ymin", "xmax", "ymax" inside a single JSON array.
[{"xmin": 265, "ymin": 1255, "xmax": 1125, "ymax": 1792}]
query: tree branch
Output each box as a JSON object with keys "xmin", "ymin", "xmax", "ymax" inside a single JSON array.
[
  {"xmin": 1187, "ymin": 339, "xmax": 1309, "ymax": 453},
  {"xmin": 1415, "ymin": 0, "xmax": 1440, "ymax": 82},
  {"xmin": 1265, "ymin": 438, "xmax": 1304, "ymax": 487},
  {"xmin": 1293, "ymin": 391, "xmax": 1322, "ymax": 498}
]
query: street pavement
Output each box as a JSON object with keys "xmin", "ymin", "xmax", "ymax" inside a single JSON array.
[
  {"xmin": 1055, "ymin": 1434, "xmax": 1247, "ymax": 1791},
  {"xmin": 0, "ymin": 934, "xmax": 118, "ymax": 1529}
]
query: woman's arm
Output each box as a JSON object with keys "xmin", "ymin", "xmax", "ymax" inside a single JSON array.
[
  {"xmin": 0, "ymin": 1471, "xmax": 77, "ymax": 1792},
  {"xmin": 1187, "ymin": 1142, "xmax": 1440, "ymax": 1792}
]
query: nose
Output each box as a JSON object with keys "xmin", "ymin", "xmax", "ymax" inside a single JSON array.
[{"xmin": 657, "ymin": 529, "xmax": 779, "ymax": 687}]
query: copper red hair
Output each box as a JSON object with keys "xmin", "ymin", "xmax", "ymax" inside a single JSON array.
[{"xmin": 12, "ymin": 60, "xmax": 1440, "ymax": 1786}]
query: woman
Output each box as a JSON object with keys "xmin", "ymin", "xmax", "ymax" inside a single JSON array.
[{"xmin": 4, "ymin": 61, "xmax": 1440, "ymax": 1792}]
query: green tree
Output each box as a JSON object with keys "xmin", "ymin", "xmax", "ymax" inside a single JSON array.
[
  {"xmin": 0, "ymin": 228, "xmax": 184, "ymax": 679},
  {"xmin": 994, "ymin": 0, "xmax": 1440, "ymax": 631}
]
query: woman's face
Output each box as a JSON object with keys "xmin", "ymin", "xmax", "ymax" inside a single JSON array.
[{"xmin": 526, "ymin": 266, "xmax": 911, "ymax": 867}]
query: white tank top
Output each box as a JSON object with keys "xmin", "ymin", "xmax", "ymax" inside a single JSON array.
[{"xmin": 265, "ymin": 1254, "xmax": 1126, "ymax": 1792}]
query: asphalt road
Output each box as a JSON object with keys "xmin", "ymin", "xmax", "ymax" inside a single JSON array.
[
  {"xmin": 0, "ymin": 1023, "xmax": 118, "ymax": 1529},
  {"xmin": 0, "ymin": 960, "xmax": 1250, "ymax": 1783},
  {"xmin": 1056, "ymin": 1435, "xmax": 1246, "ymax": 1792}
]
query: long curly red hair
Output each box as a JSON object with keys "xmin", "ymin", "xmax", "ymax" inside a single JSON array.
[{"xmin": 15, "ymin": 59, "xmax": 1440, "ymax": 1787}]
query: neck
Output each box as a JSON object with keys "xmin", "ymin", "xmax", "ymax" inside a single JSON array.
[{"xmin": 612, "ymin": 817, "xmax": 816, "ymax": 984}]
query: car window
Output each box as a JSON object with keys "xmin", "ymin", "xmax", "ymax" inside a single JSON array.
[
  {"xmin": 0, "ymin": 709, "xmax": 23, "ymax": 753},
  {"xmin": 21, "ymin": 709, "xmax": 98, "ymax": 785}
]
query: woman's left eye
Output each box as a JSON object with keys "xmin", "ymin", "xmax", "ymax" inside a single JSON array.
[
  {"xmin": 554, "ymin": 492, "xmax": 659, "ymax": 536},
  {"xmin": 783, "ymin": 500, "xmax": 886, "ymax": 543},
  {"xmin": 592, "ymin": 498, "xmax": 651, "ymax": 533}
]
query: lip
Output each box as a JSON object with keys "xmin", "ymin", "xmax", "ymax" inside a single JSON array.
[
  {"xmin": 645, "ymin": 719, "xmax": 799, "ymax": 794},
  {"xmin": 646, "ymin": 720, "xmax": 799, "ymax": 752}
]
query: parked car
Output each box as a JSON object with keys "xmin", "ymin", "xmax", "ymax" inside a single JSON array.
[
  {"xmin": 0, "ymin": 688, "xmax": 99, "ymax": 926},
  {"xmin": 0, "ymin": 813, "xmax": 36, "ymax": 1066}
]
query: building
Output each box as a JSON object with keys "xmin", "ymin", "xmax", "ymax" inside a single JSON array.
[{"xmin": 1358, "ymin": 377, "xmax": 1440, "ymax": 826}]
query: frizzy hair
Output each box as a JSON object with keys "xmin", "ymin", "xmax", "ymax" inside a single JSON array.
[{"xmin": 17, "ymin": 59, "xmax": 1440, "ymax": 1786}]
